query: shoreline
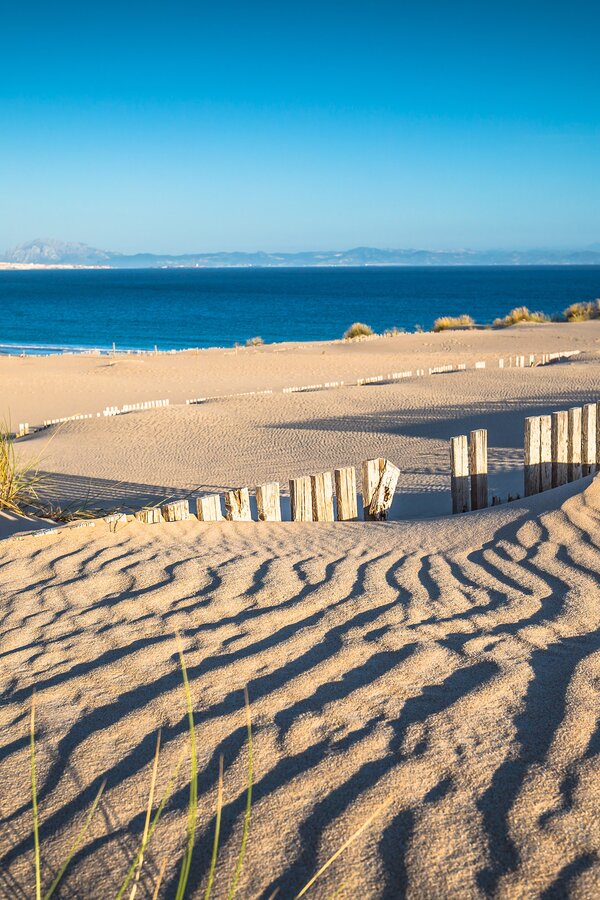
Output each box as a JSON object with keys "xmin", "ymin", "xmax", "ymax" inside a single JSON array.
[{"xmin": 0, "ymin": 318, "xmax": 592, "ymax": 357}]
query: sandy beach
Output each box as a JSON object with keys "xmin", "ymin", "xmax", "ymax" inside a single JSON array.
[{"xmin": 1, "ymin": 323, "xmax": 600, "ymax": 897}]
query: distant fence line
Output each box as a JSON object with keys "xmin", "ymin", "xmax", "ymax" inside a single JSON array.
[{"xmin": 13, "ymin": 348, "xmax": 580, "ymax": 443}]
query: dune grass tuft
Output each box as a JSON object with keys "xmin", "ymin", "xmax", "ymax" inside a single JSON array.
[
  {"xmin": 25, "ymin": 640, "xmax": 385, "ymax": 898},
  {"xmin": 245, "ymin": 336, "xmax": 264, "ymax": 346},
  {"xmin": 493, "ymin": 306, "xmax": 549, "ymax": 327},
  {"xmin": 433, "ymin": 314, "xmax": 475, "ymax": 332},
  {"xmin": 1, "ymin": 423, "xmax": 45, "ymax": 514},
  {"xmin": 343, "ymin": 322, "xmax": 374, "ymax": 339},
  {"xmin": 563, "ymin": 299, "xmax": 600, "ymax": 321}
]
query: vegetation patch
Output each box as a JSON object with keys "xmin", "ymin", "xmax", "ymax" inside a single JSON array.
[
  {"xmin": 343, "ymin": 322, "xmax": 375, "ymax": 339},
  {"xmin": 563, "ymin": 299, "xmax": 600, "ymax": 321},
  {"xmin": 493, "ymin": 306, "xmax": 549, "ymax": 327},
  {"xmin": 433, "ymin": 314, "xmax": 475, "ymax": 332}
]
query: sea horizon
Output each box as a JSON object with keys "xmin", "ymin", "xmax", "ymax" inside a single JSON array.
[{"xmin": 1, "ymin": 263, "xmax": 599, "ymax": 355}]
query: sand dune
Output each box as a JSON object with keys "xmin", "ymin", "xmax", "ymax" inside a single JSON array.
[
  {"xmin": 0, "ymin": 476, "xmax": 599, "ymax": 897},
  {"xmin": 1, "ymin": 326, "xmax": 599, "ymax": 897}
]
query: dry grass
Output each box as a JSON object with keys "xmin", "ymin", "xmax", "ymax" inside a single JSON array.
[
  {"xmin": 0, "ymin": 423, "xmax": 46, "ymax": 515},
  {"xmin": 493, "ymin": 306, "xmax": 549, "ymax": 327},
  {"xmin": 432, "ymin": 314, "xmax": 475, "ymax": 332},
  {"xmin": 343, "ymin": 322, "xmax": 374, "ymax": 339},
  {"xmin": 563, "ymin": 299, "xmax": 600, "ymax": 322},
  {"xmin": 245, "ymin": 336, "xmax": 264, "ymax": 347}
]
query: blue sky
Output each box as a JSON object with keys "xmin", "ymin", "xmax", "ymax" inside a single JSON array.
[{"xmin": 1, "ymin": 0, "xmax": 599, "ymax": 253}]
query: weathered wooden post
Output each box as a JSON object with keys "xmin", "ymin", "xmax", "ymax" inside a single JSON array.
[
  {"xmin": 450, "ymin": 436, "xmax": 469, "ymax": 514},
  {"xmin": 310, "ymin": 472, "xmax": 334, "ymax": 522},
  {"xmin": 524, "ymin": 416, "xmax": 541, "ymax": 496},
  {"xmin": 290, "ymin": 476, "xmax": 313, "ymax": 521},
  {"xmin": 135, "ymin": 507, "xmax": 162, "ymax": 524},
  {"xmin": 567, "ymin": 406, "xmax": 582, "ymax": 482},
  {"xmin": 256, "ymin": 482, "xmax": 282, "ymax": 521},
  {"xmin": 161, "ymin": 499, "xmax": 189, "ymax": 521},
  {"xmin": 224, "ymin": 488, "xmax": 252, "ymax": 521},
  {"xmin": 539, "ymin": 415, "xmax": 552, "ymax": 492},
  {"xmin": 334, "ymin": 466, "xmax": 358, "ymax": 521},
  {"xmin": 366, "ymin": 459, "xmax": 400, "ymax": 520},
  {"xmin": 361, "ymin": 458, "xmax": 384, "ymax": 520},
  {"xmin": 551, "ymin": 410, "xmax": 568, "ymax": 487},
  {"xmin": 469, "ymin": 429, "xmax": 488, "ymax": 510},
  {"xmin": 196, "ymin": 495, "xmax": 223, "ymax": 521},
  {"xmin": 582, "ymin": 403, "xmax": 597, "ymax": 476}
]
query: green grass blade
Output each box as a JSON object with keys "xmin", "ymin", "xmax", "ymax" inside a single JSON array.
[
  {"xmin": 44, "ymin": 780, "xmax": 106, "ymax": 899},
  {"xmin": 203, "ymin": 754, "xmax": 224, "ymax": 900},
  {"xmin": 227, "ymin": 687, "xmax": 253, "ymax": 899},
  {"xmin": 174, "ymin": 640, "xmax": 198, "ymax": 900},
  {"xmin": 129, "ymin": 730, "xmax": 162, "ymax": 900},
  {"xmin": 30, "ymin": 693, "xmax": 41, "ymax": 900},
  {"xmin": 114, "ymin": 749, "xmax": 186, "ymax": 900}
]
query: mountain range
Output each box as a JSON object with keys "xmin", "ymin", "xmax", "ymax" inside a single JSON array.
[{"xmin": 5, "ymin": 238, "xmax": 600, "ymax": 268}]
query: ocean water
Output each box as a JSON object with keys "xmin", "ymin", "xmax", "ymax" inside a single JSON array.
[{"xmin": 1, "ymin": 266, "xmax": 599, "ymax": 354}]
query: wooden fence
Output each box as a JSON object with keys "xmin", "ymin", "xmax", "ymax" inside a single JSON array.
[
  {"xmin": 451, "ymin": 399, "xmax": 599, "ymax": 513},
  {"xmin": 134, "ymin": 457, "xmax": 401, "ymax": 525}
]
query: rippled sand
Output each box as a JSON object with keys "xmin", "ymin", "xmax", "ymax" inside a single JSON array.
[
  {"xmin": 1, "ymin": 475, "xmax": 599, "ymax": 897},
  {"xmin": 1, "ymin": 325, "xmax": 599, "ymax": 897}
]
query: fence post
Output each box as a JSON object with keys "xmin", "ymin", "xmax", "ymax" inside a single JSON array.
[
  {"xmin": 539, "ymin": 415, "xmax": 552, "ymax": 491},
  {"xmin": 582, "ymin": 403, "xmax": 597, "ymax": 476},
  {"xmin": 567, "ymin": 407, "xmax": 582, "ymax": 482},
  {"xmin": 366, "ymin": 459, "xmax": 400, "ymax": 520},
  {"xmin": 361, "ymin": 458, "xmax": 385, "ymax": 520},
  {"xmin": 469, "ymin": 429, "xmax": 488, "ymax": 510},
  {"xmin": 161, "ymin": 500, "xmax": 189, "ymax": 522},
  {"xmin": 311, "ymin": 472, "xmax": 334, "ymax": 522},
  {"xmin": 524, "ymin": 416, "xmax": 541, "ymax": 496},
  {"xmin": 450, "ymin": 435, "xmax": 469, "ymax": 514},
  {"xmin": 135, "ymin": 507, "xmax": 162, "ymax": 524},
  {"xmin": 224, "ymin": 488, "xmax": 252, "ymax": 521},
  {"xmin": 551, "ymin": 410, "xmax": 568, "ymax": 487},
  {"xmin": 256, "ymin": 482, "xmax": 281, "ymax": 521},
  {"xmin": 290, "ymin": 476, "xmax": 313, "ymax": 521},
  {"xmin": 196, "ymin": 495, "xmax": 223, "ymax": 521},
  {"xmin": 334, "ymin": 466, "xmax": 358, "ymax": 521}
]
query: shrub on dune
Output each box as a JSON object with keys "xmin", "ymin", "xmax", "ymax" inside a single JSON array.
[
  {"xmin": 433, "ymin": 314, "xmax": 475, "ymax": 332},
  {"xmin": 563, "ymin": 299, "xmax": 600, "ymax": 322},
  {"xmin": 493, "ymin": 306, "xmax": 549, "ymax": 328},
  {"xmin": 343, "ymin": 322, "xmax": 375, "ymax": 339},
  {"xmin": 245, "ymin": 336, "xmax": 264, "ymax": 346},
  {"xmin": 0, "ymin": 424, "xmax": 44, "ymax": 514}
]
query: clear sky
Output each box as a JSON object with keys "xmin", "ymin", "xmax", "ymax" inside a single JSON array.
[{"xmin": 1, "ymin": 0, "xmax": 599, "ymax": 253}]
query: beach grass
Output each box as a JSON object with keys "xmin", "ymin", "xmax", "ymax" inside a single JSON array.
[
  {"xmin": 493, "ymin": 306, "xmax": 549, "ymax": 327},
  {"xmin": 343, "ymin": 322, "xmax": 374, "ymax": 339},
  {"xmin": 0, "ymin": 423, "xmax": 46, "ymax": 515},
  {"xmin": 563, "ymin": 299, "xmax": 600, "ymax": 321},
  {"xmin": 432, "ymin": 314, "xmax": 475, "ymax": 332},
  {"xmin": 24, "ymin": 640, "xmax": 387, "ymax": 898}
]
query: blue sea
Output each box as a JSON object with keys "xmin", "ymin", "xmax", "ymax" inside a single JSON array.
[{"xmin": 1, "ymin": 266, "xmax": 599, "ymax": 354}]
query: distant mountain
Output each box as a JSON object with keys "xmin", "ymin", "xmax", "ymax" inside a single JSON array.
[
  {"xmin": 4, "ymin": 239, "xmax": 600, "ymax": 268},
  {"xmin": 5, "ymin": 238, "xmax": 116, "ymax": 266}
]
